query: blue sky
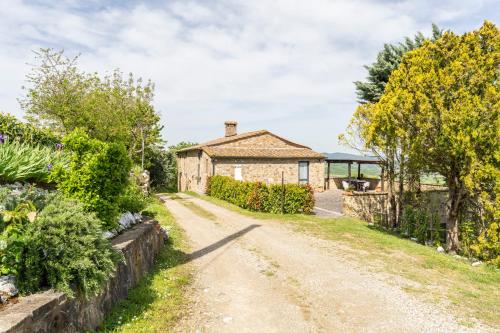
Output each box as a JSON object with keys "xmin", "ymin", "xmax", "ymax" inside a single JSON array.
[{"xmin": 0, "ymin": 0, "xmax": 498, "ymax": 152}]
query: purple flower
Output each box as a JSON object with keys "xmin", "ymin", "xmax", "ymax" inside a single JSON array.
[
  {"xmin": 47, "ymin": 164, "xmax": 53, "ymax": 171},
  {"xmin": 56, "ymin": 143, "xmax": 63, "ymax": 150},
  {"xmin": 0, "ymin": 134, "xmax": 4, "ymax": 144}
]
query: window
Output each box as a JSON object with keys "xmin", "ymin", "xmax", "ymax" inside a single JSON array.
[
  {"xmin": 298, "ymin": 161, "xmax": 309, "ymax": 184},
  {"xmin": 234, "ymin": 165, "xmax": 242, "ymax": 181}
]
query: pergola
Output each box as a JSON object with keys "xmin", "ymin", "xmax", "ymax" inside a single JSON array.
[{"xmin": 324, "ymin": 153, "xmax": 384, "ymax": 190}]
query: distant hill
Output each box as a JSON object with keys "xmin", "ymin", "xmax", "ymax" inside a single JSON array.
[{"xmin": 326, "ymin": 163, "xmax": 381, "ymax": 178}]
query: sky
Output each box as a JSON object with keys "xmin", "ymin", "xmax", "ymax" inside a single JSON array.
[{"xmin": 0, "ymin": 0, "xmax": 498, "ymax": 153}]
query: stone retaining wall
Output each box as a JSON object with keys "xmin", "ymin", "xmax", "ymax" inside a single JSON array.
[
  {"xmin": 0, "ymin": 219, "xmax": 166, "ymax": 333},
  {"xmin": 343, "ymin": 190, "xmax": 448, "ymax": 224},
  {"xmin": 343, "ymin": 192, "xmax": 388, "ymax": 223}
]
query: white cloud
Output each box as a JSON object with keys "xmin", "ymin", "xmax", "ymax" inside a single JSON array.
[{"xmin": 0, "ymin": 0, "xmax": 497, "ymax": 152}]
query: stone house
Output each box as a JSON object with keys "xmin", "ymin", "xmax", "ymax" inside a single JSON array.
[{"xmin": 176, "ymin": 121, "xmax": 325, "ymax": 193}]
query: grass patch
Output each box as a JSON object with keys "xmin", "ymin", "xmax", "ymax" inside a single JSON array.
[
  {"xmin": 188, "ymin": 191, "xmax": 500, "ymax": 328},
  {"xmin": 98, "ymin": 197, "xmax": 191, "ymax": 333}
]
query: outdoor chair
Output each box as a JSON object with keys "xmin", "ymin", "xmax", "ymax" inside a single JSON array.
[
  {"xmin": 362, "ymin": 181, "xmax": 370, "ymax": 192},
  {"xmin": 342, "ymin": 180, "xmax": 350, "ymax": 190}
]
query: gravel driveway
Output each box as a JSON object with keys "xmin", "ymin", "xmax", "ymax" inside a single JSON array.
[{"xmin": 161, "ymin": 193, "xmax": 484, "ymax": 333}]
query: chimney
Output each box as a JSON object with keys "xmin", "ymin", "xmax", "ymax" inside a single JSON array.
[{"xmin": 224, "ymin": 121, "xmax": 237, "ymax": 137}]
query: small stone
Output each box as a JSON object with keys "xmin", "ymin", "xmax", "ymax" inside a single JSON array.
[
  {"xmin": 160, "ymin": 226, "xmax": 170, "ymax": 240},
  {"xmin": 436, "ymin": 246, "xmax": 445, "ymax": 253},
  {"xmin": 133, "ymin": 213, "xmax": 142, "ymax": 222},
  {"xmin": 102, "ymin": 231, "xmax": 116, "ymax": 239},
  {"xmin": 203, "ymin": 288, "xmax": 209, "ymax": 293},
  {"xmin": 0, "ymin": 275, "xmax": 18, "ymax": 303},
  {"xmin": 118, "ymin": 212, "xmax": 135, "ymax": 230},
  {"xmin": 222, "ymin": 316, "xmax": 233, "ymax": 323},
  {"xmin": 410, "ymin": 237, "xmax": 418, "ymax": 242},
  {"xmin": 472, "ymin": 261, "xmax": 482, "ymax": 267}
]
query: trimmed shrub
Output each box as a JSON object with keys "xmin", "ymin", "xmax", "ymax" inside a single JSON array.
[
  {"xmin": 51, "ymin": 129, "xmax": 131, "ymax": 229},
  {"xmin": 207, "ymin": 175, "xmax": 314, "ymax": 214},
  {"xmin": 0, "ymin": 112, "xmax": 59, "ymax": 147},
  {"xmin": 17, "ymin": 197, "xmax": 121, "ymax": 297}
]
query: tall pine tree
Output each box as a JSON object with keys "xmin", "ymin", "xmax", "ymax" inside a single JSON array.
[{"xmin": 354, "ymin": 24, "xmax": 442, "ymax": 104}]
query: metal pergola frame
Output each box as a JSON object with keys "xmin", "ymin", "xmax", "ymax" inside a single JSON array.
[{"xmin": 324, "ymin": 153, "xmax": 384, "ymax": 191}]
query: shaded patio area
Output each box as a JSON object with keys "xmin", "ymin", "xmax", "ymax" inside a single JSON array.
[{"xmin": 324, "ymin": 153, "xmax": 384, "ymax": 192}]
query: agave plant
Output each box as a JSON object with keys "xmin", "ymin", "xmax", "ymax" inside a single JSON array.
[{"xmin": 0, "ymin": 141, "xmax": 68, "ymax": 183}]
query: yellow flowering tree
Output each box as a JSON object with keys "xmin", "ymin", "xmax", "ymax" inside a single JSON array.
[{"xmin": 347, "ymin": 21, "xmax": 499, "ymax": 253}]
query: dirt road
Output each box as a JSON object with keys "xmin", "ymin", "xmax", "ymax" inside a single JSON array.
[{"xmin": 161, "ymin": 193, "xmax": 483, "ymax": 333}]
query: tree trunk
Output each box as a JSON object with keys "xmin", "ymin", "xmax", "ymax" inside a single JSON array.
[
  {"xmin": 446, "ymin": 177, "xmax": 463, "ymax": 252},
  {"xmin": 397, "ymin": 158, "xmax": 404, "ymax": 227},
  {"xmin": 386, "ymin": 151, "xmax": 397, "ymax": 228}
]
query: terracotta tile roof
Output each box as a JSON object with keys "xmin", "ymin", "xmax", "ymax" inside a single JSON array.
[
  {"xmin": 203, "ymin": 147, "xmax": 325, "ymax": 158},
  {"xmin": 178, "ymin": 130, "xmax": 269, "ymax": 151},
  {"xmin": 177, "ymin": 129, "xmax": 324, "ymax": 159}
]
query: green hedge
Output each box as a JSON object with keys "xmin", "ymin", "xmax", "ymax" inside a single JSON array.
[
  {"xmin": 206, "ymin": 175, "xmax": 314, "ymax": 214},
  {"xmin": 0, "ymin": 112, "xmax": 59, "ymax": 147}
]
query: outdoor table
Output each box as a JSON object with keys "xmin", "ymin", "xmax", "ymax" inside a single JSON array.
[{"xmin": 350, "ymin": 179, "xmax": 367, "ymax": 191}]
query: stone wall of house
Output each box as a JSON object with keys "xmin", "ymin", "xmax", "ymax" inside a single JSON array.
[
  {"xmin": 213, "ymin": 158, "xmax": 325, "ymax": 192},
  {"xmin": 0, "ymin": 219, "xmax": 167, "ymax": 333},
  {"xmin": 177, "ymin": 150, "xmax": 212, "ymax": 193}
]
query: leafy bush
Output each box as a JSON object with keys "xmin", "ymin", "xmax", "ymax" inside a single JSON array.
[
  {"xmin": 0, "ymin": 141, "xmax": 67, "ymax": 184},
  {"xmin": 399, "ymin": 205, "xmax": 441, "ymax": 245},
  {"xmin": 144, "ymin": 145, "xmax": 171, "ymax": 189},
  {"xmin": 0, "ymin": 112, "xmax": 59, "ymax": 147},
  {"xmin": 459, "ymin": 220, "xmax": 477, "ymax": 258},
  {"xmin": 0, "ymin": 185, "xmax": 53, "ymax": 276},
  {"xmin": 17, "ymin": 197, "xmax": 121, "ymax": 297},
  {"xmin": 0, "ymin": 201, "xmax": 36, "ymax": 276},
  {"xmin": 146, "ymin": 142, "xmax": 197, "ymax": 190},
  {"xmin": 52, "ymin": 129, "xmax": 131, "ymax": 229},
  {"xmin": 207, "ymin": 175, "xmax": 314, "ymax": 214},
  {"xmin": 118, "ymin": 180, "xmax": 149, "ymax": 213},
  {"xmin": 470, "ymin": 222, "xmax": 499, "ymax": 267}
]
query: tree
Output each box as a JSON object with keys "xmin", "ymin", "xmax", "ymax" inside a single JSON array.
[
  {"xmin": 146, "ymin": 141, "xmax": 197, "ymax": 190},
  {"xmin": 350, "ymin": 21, "xmax": 499, "ymax": 252},
  {"xmin": 344, "ymin": 25, "xmax": 443, "ymax": 227},
  {"xmin": 20, "ymin": 49, "xmax": 163, "ymax": 165},
  {"xmin": 354, "ymin": 24, "xmax": 442, "ymax": 104},
  {"xmin": 165, "ymin": 142, "xmax": 197, "ymax": 190}
]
